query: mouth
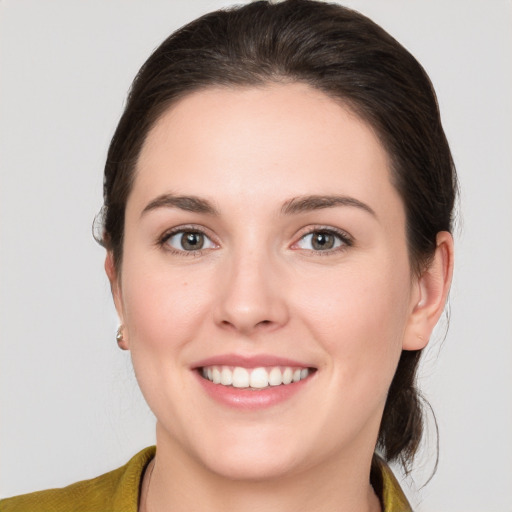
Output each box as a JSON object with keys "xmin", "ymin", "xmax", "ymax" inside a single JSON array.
[
  {"xmin": 192, "ymin": 354, "xmax": 317, "ymax": 408},
  {"xmin": 199, "ymin": 365, "xmax": 314, "ymax": 390}
]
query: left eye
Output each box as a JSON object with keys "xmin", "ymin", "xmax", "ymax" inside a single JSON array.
[
  {"xmin": 165, "ymin": 230, "xmax": 216, "ymax": 252},
  {"xmin": 295, "ymin": 230, "xmax": 347, "ymax": 251}
]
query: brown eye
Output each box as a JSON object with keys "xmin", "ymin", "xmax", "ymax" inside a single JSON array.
[
  {"xmin": 181, "ymin": 232, "xmax": 204, "ymax": 250},
  {"xmin": 311, "ymin": 232, "xmax": 335, "ymax": 250},
  {"xmin": 164, "ymin": 230, "xmax": 216, "ymax": 252},
  {"xmin": 295, "ymin": 230, "xmax": 349, "ymax": 252}
]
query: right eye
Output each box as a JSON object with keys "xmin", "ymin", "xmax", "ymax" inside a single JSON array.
[{"xmin": 162, "ymin": 230, "xmax": 217, "ymax": 253}]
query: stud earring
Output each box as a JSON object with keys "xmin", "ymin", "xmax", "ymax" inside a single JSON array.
[{"xmin": 116, "ymin": 326, "xmax": 128, "ymax": 350}]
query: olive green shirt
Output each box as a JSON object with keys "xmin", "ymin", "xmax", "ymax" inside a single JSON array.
[{"xmin": 0, "ymin": 447, "xmax": 412, "ymax": 511}]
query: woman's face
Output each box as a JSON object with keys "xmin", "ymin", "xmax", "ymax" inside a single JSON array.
[{"xmin": 110, "ymin": 83, "xmax": 424, "ymax": 480}]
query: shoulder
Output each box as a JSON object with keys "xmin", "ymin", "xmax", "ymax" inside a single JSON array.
[
  {"xmin": 371, "ymin": 454, "xmax": 413, "ymax": 512},
  {"xmin": 0, "ymin": 446, "xmax": 155, "ymax": 512}
]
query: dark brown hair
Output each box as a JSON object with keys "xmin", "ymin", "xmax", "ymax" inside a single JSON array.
[{"xmin": 99, "ymin": 0, "xmax": 457, "ymax": 471}]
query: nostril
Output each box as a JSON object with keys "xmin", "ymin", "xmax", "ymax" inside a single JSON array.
[{"xmin": 256, "ymin": 320, "xmax": 273, "ymax": 328}]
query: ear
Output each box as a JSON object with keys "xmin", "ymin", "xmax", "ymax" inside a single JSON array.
[
  {"xmin": 403, "ymin": 231, "xmax": 454, "ymax": 350},
  {"xmin": 105, "ymin": 251, "xmax": 129, "ymax": 350}
]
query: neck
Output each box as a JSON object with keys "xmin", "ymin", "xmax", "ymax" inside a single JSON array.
[{"xmin": 142, "ymin": 427, "xmax": 381, "ymax": 512}]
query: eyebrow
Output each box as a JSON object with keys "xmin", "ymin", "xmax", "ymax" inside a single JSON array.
[
  {"xmin": 140, "ymin": 193, "xmax": 375, "ymax": 218},
  {"xmin": 141, "ymin": 194, "xmax": 219, "ymax": 217},
  {"xmin": 281, "ymin": 195, "xmax": 376, "ymax": 217}
]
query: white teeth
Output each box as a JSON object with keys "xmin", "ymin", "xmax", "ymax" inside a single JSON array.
[
  {"xmin": 232, "ymin": 367, "xmax": 250, "ymax": 388},
  {"xmin": 249, "ymin": 367, "xmax": 268, "ymax": 389},
  {"xmin": 201, "ymin": 365, "xmax": 311, "ymax": 389},
  {"xmin": 220, "ymin": 367, "xmax": 233, "ymax": 386},
  {"xmin": 212, "ymin": 367, "xmax": 221, "ymax": 384},
  {"xmin": 268, "ymin": 367, "xmax": 282, "ymax": 386},
  {"xmin": 282, "ymin": 367, "xmax": 293, "ymax": 385}
]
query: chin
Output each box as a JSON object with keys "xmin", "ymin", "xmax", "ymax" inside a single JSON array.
[
  {"xmin": 184, "ymin": 424, "xmax": 312, "ymax": 482},
  {"xmin": 199, "ymin": 449, "xmax": 301, "ymax": 482}
]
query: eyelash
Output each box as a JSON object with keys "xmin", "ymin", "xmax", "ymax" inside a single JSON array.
[
  {"xmin": 292, "ymin": 226, "xmax": 353, "ymax": 255},
  {"xmin": 158, "ymin": 225, "xmax": 218, "ymax": 256},
  {"xmin": 157, "ymin": 225, "xmax": 353, "ymax": 256}
]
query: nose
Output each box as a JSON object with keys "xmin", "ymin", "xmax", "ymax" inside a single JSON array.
[{"xmin": 213, "ymin": 248, "xmax": 290, "ymax": 336}]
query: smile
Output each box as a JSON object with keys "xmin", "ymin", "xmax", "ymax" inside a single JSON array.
[{"xmin": 201, "ymin": 365, "xmax": 311, "ymax": 389}]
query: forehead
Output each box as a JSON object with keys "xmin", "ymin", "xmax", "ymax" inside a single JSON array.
[{"xmin": 132, "ymin": 83, "xmax": 401, "ymax": 219}]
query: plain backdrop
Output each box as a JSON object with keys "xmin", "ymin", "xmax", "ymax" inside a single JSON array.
[{"xmin": 1, "ymin": 1, "xmax": 511, "ymax": 510}]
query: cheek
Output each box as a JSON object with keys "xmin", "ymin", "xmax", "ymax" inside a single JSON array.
[
  {"xmin": 120, "ymin": 261, "xmax": 213, "ymax": 355},
  {"xmin": 297, "ymin": 259, "xmax": 411, "ymax": 382},
  {"xmin": 118, "ymin": 262, "xmax": 215, "ymax": 418}
]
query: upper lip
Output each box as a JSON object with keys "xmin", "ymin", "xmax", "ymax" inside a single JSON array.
[{"xmin": 192, "ymin": 354, "xmax": 315, "ymax": 369}]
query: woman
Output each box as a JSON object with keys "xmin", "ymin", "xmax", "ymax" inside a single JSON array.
[{"xmin": 1, "ymin": 1, "xmax": 455, "ymax": 511}]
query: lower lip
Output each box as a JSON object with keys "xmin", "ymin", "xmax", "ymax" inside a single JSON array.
[{"xmin": 195, "ymin": 371, "xmax": 314, "ymax": 410}]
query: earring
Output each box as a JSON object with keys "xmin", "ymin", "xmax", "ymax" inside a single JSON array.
[{"xmin": 116, "ymin": 326, "xmax": 128, "ymax": 350}]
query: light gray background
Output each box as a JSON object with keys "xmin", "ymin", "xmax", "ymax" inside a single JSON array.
[{"xmin": 1, "ymin": 1, "xmax": 511, "ymax": 510}]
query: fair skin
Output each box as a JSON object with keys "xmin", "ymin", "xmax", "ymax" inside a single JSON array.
[{"xmin": 106, "ymin": 83, "xmax": 453, "ymax": 512}]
